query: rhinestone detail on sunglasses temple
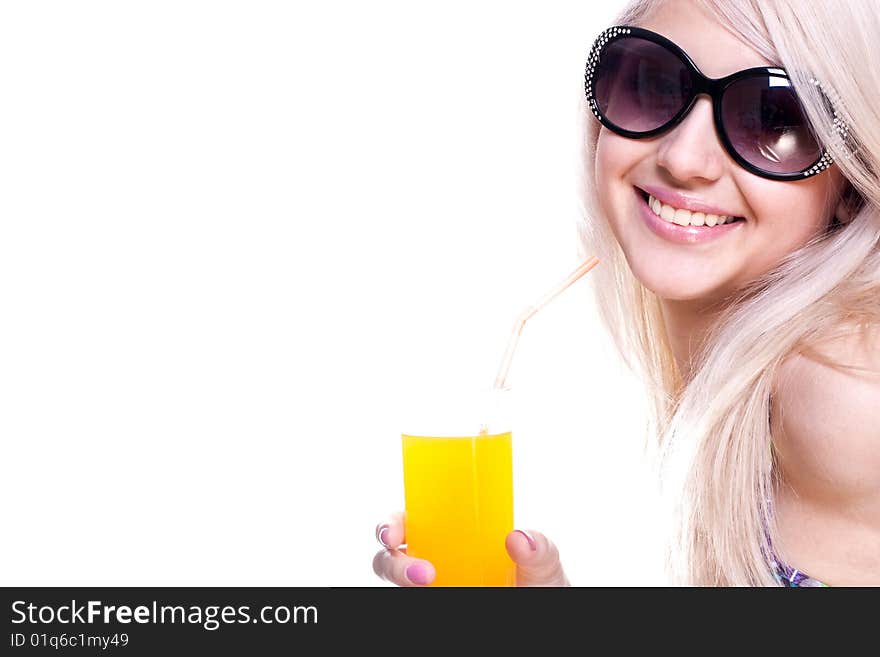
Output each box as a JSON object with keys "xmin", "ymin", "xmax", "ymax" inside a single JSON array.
[{"xmin": 584, "ymin": 27, "xmax": 630, "ymax": 124}]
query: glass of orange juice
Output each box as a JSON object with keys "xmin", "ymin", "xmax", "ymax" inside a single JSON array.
[{"xmin": 400, "ymin": 387, "xmax": 515, "ymax": 587}]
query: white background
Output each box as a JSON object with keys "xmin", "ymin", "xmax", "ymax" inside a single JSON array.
[{"xmin": 0, "ymin": 0, "xmax": 665, "ymax": 586}]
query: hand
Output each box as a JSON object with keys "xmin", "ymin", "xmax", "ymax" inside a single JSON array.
[{"xmin": 372, "ymin": 512, "xmax": 570, "ymax": 587}]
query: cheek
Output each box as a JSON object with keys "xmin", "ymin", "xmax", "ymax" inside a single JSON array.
[
  {"xmin": 594, "ymin": 132, "xmax": 616, "ymax": 208},
  {"xmin": 594, "ymin": 131, "xmax": 643, "ymax": 216},
  {"xmin": 739, "ymin": 183, "xmax": 835, "ymax": 274},
  {"xmin": 744, "ymin": 177, "xmax": 835, "ymax": 243}
]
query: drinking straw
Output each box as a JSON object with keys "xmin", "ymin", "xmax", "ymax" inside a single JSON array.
[{"xmin": 492, "ymin": 256, "xmax": 600, "ymax": 391}]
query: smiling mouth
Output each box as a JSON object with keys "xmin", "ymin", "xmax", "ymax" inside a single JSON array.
[{"xmin": 636, "ymin": 188, "xmax": 746, "ymax": 225}]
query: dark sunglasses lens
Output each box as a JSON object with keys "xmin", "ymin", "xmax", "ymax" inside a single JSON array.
[
  {"xmin": 594, "ymin": 37, "xmax": 692, "ymax": 133},
  {"xmin": 721, "ymin": 76, "xmax": 822, "ymax": 174}
]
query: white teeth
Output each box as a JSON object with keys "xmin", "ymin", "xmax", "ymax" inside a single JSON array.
[
  {"xmin": 647, "ymin": 194, "xmax": 737, "ymax": 227},
  {"xmin": 673, "ymin": 209, "xmax": 690, "ymax": 226}
]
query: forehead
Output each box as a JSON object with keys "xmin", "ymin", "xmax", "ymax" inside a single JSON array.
[{"xmin": 636, "ymin": 0, "xmax": 774, "ymax": 78}]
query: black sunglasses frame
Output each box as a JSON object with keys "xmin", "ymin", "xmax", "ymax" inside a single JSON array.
[{"xmin": 584, "ymin": 25, "xmax": 836, "ymax": 181}]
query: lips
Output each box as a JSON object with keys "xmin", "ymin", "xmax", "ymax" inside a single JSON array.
[
  {"xmin": 647, "ymin": 191, "xmax": 745, "ymax": 226},
  {"xmin": 633, "ymin": 186, "xmax": 745, "ymax": 245},
  {"xmin": 635, "ymin": 186, "xmax": 745, "ymax": 223}
]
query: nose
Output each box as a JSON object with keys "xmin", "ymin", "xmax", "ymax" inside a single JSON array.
[{"xmin": 655, "ymin": 96, "xmax": 725, "ymax": 182}]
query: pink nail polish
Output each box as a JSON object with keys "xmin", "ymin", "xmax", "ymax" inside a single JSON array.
[
  {"xmin": 515, "ymin": 529, "xmax": 537, "ymax": 551},
  {"xmin": 405, "ymin": 563, "xmax": 431, "ymax": 585},
  {"xmin": 376, "ymin": 523, "xmax": 390, "ymax": 548}
]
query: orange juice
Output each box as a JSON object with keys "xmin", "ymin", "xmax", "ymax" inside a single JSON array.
[{"xmin": 401, "ymin": 431, "xmax": 515, "ymax": 586}]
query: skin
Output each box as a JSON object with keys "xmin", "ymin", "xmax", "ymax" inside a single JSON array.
[
  {"xmin": 771, "ymin": 331, "xmax": 880, "ymax": 585},
  {"xmin": 372, "ymin": 513, "xmax": 569, "ymax": 587},
  {"xmin": 373, "ymin": 0, "xmax": 865, "ymax": 586}
]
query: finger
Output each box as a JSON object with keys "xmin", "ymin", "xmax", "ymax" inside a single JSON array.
[
  {"xmin": 505, "ymin": 529, "xmax": 569, "ymax": 587},
  {"xmin": 372, "ymin": 548, "xmax": 436, "ymax": 587},
  {"xmin": 375, "ymin": 511, "xmax": 406, "ymax": 549}
]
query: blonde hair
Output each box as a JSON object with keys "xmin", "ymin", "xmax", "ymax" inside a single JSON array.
[{"xmin": 576, "ymin": 0, "xmax": 880, "ymax": 585}]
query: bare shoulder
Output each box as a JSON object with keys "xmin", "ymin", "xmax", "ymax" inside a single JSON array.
[
  {"xmin": 770, "ymin": 326, "xmax": 880, "ymax": 584},
  {"xmin": 771, "ymin": 324, "xmax": 880, "ymax": 498}
]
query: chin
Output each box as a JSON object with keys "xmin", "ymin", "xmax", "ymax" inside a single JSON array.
[
  {"xmin": 628, "ymin": 263, "xmax": 732, "ymax": 303},
  {"xmin": 654, "ymin": 288, "xmax": 725, "ymax": 303}
]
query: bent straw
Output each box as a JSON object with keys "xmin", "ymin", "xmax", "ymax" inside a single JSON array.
[{"xmin": 492, "ymin": 256, "xmax": 600, "ymax": 391}]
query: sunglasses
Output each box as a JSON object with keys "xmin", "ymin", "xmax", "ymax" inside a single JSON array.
[{"xmin": 584, "ymin": 26, "xmax": 844, "ymax": 181}]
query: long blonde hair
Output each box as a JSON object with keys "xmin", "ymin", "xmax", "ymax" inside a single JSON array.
[{"xmin": 576, "ymin": 0, "xmax": 880, "ymax": 585}]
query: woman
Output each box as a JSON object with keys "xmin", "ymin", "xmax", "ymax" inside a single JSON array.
[{"xmin": 373, "ymin": 0, "xmax": 880, "ymax": 586}]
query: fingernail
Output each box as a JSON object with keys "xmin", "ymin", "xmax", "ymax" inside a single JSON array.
[
  {"xmin": 375, "ymin": 523, "xmax": 390, "ymax": 548},
  {"xmin": 405, "ymin": 563, "xmax": 431, "ymax": 585},
  {"xmin": 515, "ymin": 529, "xmax": 537, "ymax": 551}
]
